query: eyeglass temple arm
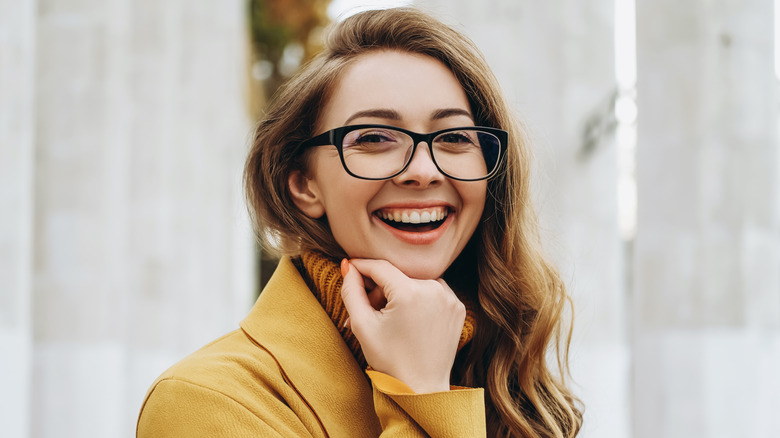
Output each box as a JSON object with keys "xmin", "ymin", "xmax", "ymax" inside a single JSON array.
[{"xmin": 300, "ymin": 130, "xmax": 335, "ymax": 148}]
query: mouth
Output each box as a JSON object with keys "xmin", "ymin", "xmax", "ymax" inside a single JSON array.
[{"xmin": 374, "ymin": 206, "xmax": 450, "ymax": 232}]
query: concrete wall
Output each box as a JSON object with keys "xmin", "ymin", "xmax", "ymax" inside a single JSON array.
[
  {"xmin": 634, "ymin": 0, "xmax": 780, "ymax": 436},
  {"xmin": 0, "ymin": 0, "xmax": 37, "ymax": 436},
  {"xmin": 0, "ymin": 0, "xmax": 254, "ymax": 436}
]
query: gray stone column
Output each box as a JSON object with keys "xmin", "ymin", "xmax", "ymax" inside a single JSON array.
[
  {"xmin": 0, "ymin": 0, "xmax": 36, "ymax": 436},
  {"xmin": 413, "ymin": 2, "xmax": 627, "ymax": 437},
  {"xmin": 634, "ymin": 0, "xmax": 780, "ymax": 437},
  {"xmin": 29, "ymin": 0, "xmax": 253, "ymax": 436}
]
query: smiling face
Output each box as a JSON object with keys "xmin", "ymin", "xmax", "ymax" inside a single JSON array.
[{"xmin": 289, "ymin": 50, "xmax": 487, "ymax": 279}]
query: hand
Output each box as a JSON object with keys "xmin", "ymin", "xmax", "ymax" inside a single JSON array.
[{"xmin": 340, "ymin": 258, "xmax": 466, "ymax": 393}]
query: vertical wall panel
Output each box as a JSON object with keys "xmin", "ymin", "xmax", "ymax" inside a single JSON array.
[
  {"xmin": 30, "ymin": 0, "xmax": 253, "ymax": 436},
  {"xmin": 0, "ymin": 0, "xmax": 36, "ymax": 436},
  {"xmin": 634, "ymin": 0, "xmax": 780, "ymax": 436}
]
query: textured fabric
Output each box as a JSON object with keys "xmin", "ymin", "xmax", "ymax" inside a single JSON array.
[
  {"xmin": 299, "ymin": 251, "xmax": 477, "ymax": 370},
  {"xmin": 300, "ymin": 252, "xmax": 366, "ymax": 367},
  {"xmin": 137, "ymin": 257, "xmax": 486, "ymax": 437},
  {"xmin": 368, "ymin": 370, "xmax": 487, "ymax": 436}
]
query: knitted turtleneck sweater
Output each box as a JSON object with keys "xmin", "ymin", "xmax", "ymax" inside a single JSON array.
[{"xmin": 296, "ymin": 252, "xmax": 476, "ymax": 370}]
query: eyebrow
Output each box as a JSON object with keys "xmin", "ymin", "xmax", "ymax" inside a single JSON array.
[
  {"xmin": 343, "ymin": 107, "xmax": 473, "ymax": 125},
  {"xmin": 344, "ymin": 109, "xmax": 401, "ymax": 125},
  {"xmin": 430, "ymin": 108, "xmax": 473, "ymax": 120}
]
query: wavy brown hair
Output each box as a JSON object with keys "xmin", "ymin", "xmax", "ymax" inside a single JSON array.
[{"xmin": 244, "ymin": 7, "xmax": 582, "ymax": 437}]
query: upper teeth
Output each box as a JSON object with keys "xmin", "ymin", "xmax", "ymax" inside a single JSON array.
[{"xmin": 379, "ymin": 207, "xmax": 448, "ymax": 224}]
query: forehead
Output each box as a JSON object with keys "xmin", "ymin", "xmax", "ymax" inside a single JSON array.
[{"xmin": 317, "ymin": 50, "xmax": 472, "ymax": 131}]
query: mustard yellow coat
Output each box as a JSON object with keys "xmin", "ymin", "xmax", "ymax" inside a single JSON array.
[{"xmin": 137, "ymin": 257, "xmax": 486, "ymax": 437}]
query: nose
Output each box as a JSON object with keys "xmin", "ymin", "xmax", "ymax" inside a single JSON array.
[{"xmin": 393, "ymin": 142, "xmax": 444, "ymax": 187}]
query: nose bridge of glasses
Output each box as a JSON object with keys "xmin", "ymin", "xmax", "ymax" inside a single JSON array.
[
  {"xmin": 409, "ymin": 135, "xmax": 437, "ymax": 163},
  {"xmin": 396, "ymin": 134, "xmax": 440, "ymax": 178}
]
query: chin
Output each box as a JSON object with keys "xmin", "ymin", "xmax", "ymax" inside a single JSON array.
[{"xmin": 393, "ymin": 259, "xmax": 448, "ymax": 280}]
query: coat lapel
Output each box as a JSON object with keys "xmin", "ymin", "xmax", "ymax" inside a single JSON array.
[{"xmin": 240, "ymin": 257, "xmax": 381, "ymax": 437}]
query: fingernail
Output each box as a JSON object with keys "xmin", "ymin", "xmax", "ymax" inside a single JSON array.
[{"xmin": 340, "ymin": 258, "xmax": 349, "ymax": 277}]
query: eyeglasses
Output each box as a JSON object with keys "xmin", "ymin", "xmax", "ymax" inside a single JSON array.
[{"xmin": 300, "ymin": 124, "xmax": 508, "ymax": 181}]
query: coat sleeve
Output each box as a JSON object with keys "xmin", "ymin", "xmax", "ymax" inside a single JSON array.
[
  {"xmin": 367, "ymin": 370, "xmax": 487, "ymax": 437},
  {"xmin": 136, "ymin": 378, "xmax": 311, "ymax": 438}
]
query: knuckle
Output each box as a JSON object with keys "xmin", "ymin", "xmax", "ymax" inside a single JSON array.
[
  {"xmin": 447, "ymin": 297, "xmax": 464, "ymax": 312},
  {"xmin": 429, "ymin": 279, "xmax": 446, "ymax": 291}
]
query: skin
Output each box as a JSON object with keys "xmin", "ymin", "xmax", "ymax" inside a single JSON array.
[{"xmin": 289, "ymin": 50, "xmax": 487, "ymax": 393}]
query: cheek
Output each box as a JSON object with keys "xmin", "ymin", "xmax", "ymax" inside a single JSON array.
[
  {"xmin": 320, "ymin": 182, "xmax": 375, "ymax": 215},
  {"xmin": 462, "ymin": 182, "xmax": 488, "ymax": 219},
  {"xmin": 319, "ymin": 181, "xmax": 382, "ymax": 236}
]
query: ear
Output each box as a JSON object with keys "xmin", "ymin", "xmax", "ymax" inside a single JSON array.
[{"xmin": 288, "ymin": 170, "xmax": 326, "ymax": 219}]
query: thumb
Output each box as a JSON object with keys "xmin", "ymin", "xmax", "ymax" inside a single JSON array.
[{"xmin": 340, "ymin": 259, "xmax": 374, "ymax": 325}]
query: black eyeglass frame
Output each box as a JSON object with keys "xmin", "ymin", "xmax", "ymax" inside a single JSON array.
[{"xmin": 299, "ymin": 124, "xmax": 509, "ymax": 182}]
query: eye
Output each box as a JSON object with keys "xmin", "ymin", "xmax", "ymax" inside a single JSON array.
[
  {"xmin": 438, "ymin": 132, "xmax": 476, "ymax": 144},
  {"xmin": 344, "ymin": 129, "xmax": 405, "ymax": 150},
  {"xmin": 355, "ymin": 132, "xmax": 394, "ymax": 144}
]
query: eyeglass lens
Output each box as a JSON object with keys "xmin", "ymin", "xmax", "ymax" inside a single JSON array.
[{"xmin": 341, "ymin": 127, "xmax": 500, "ymax": 180}]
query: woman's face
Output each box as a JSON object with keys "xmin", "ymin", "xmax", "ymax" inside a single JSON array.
[{"xmin": 291, "ymin": 50, "xmax": 487, "ymax": 279}]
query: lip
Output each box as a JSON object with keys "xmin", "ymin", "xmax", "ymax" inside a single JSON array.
[{"xmin": 372, "ymin": 202, "xmax": 455, "ymax": 245}]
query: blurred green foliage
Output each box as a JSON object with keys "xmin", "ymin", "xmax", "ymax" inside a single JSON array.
[{"xmin": 247, "ymin": 0, "xmax": 331, "ymax": 98}]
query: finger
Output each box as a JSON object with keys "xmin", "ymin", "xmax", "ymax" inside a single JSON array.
[
  {"xmin": 348, "ymin": 259, "xmax": 408, "ymax": 301},
  {"xmin": 340, "ymin": 259, "xmax": 376, "ymax": 324}
]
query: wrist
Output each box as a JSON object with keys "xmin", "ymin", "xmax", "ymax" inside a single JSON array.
[{"xmin": 403, "ymin": 375, "xmax": 451, "ymax": 394}]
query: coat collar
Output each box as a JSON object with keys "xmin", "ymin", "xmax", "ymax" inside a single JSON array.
[{"xmin": 240, "ymin": 257, "xmax": 381, "ymax": 437}]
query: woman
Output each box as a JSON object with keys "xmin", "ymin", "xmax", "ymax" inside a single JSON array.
[{"xmin": 137, "ymin": 7, "xmax": 581, "ymax": 437}]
